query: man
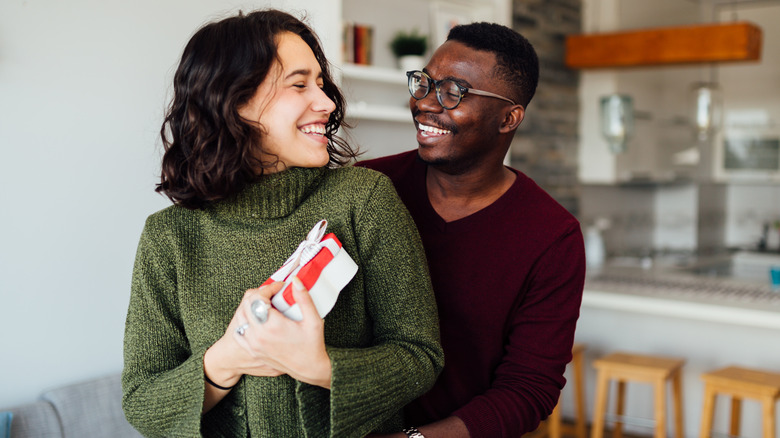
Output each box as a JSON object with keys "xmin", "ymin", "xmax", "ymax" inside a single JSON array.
[{"xmin": 358, "ymin": 22, "xmax": 585, "ymax": 438}]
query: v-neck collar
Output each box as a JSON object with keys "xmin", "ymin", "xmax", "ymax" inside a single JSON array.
[{"xmin": 412, "ymin": 156, "xmax": 520, "ymax": 234}]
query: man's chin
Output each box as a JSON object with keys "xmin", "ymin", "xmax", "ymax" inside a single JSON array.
[
  {"xmin": 416, "ymin": 149, "xmax": 448, "ymax": 167},
  {"xmin": 418, "ymin": 149, "xmax": 481, "ymax": 176}
]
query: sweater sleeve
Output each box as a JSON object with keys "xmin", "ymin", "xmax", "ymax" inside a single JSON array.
[
  {"xmin": 297, "ymin": 173, "xmax": 445, "ymax": 437},
  {"xmin": 454, "ymin": 223, "xmax": 585, "ymax": 437},
  {"xmin": 121, "ymin": 216, "xmax": 222, "ymax": 438}
]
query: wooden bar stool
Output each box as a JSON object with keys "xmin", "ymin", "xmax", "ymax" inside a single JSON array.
[
  {"xmin": 699, "ymin": 365, "xmax": 780, "ymax": 438},
  {"xmin": 591, "ymin": 352, "xmax": 685, "ymax": 438},
  {"xmin": 546, "ymin": 343, "xmax": 588, "ymax": 438},
  {"xmin": 524, "ymin": 344, "xmax": 587, "ymax": 438}
]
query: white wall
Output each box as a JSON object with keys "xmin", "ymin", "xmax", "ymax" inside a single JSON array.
[{"xmin": 0, "ymin": 0, "xmax": 339, "ymax": 408}]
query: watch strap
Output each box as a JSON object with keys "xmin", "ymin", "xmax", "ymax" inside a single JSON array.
[{"xmin": 402, "ymin": 426, "xmax": 425, "ymax": 438}]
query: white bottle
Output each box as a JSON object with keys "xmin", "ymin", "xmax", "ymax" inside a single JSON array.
[{"xmin": 584, "ymin": 226, "xmax": 605, "ymax": 272}]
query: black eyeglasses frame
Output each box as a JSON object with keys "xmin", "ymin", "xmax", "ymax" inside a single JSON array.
[{"xmin": 406, "ymin": 70, "xmax": 518, "ymax": 110}]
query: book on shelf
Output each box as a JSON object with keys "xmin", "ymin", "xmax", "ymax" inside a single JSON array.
[{"xmin": 342, "ymin": 22, "xmax": 373, "ymax": 66}]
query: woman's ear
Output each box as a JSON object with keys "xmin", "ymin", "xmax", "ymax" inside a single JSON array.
[{"xmin": 499, "ymin": 105, "xmax": 525, "ymax": 133}]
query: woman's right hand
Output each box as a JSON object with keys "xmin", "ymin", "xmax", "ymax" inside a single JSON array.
[
  {"xmin": 204, "ymin": 282, "xmax": 287, "ymax": 388},
  {"xmin": 202, "ymin": 282, "xmax": 286, "ymax": 413},
  {"xmin": 232, "ymin": 277, "xmax": 331, "ymax": 388}
]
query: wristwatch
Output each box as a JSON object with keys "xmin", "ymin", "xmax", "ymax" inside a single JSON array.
[{"xmin": 402, "ymin": 426, "xmax": 425, "ymax": 438}]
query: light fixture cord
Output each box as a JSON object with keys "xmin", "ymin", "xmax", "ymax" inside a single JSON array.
[{"xmin": 730, "ymin": 0, "xmax": 739, "ymax": 21}]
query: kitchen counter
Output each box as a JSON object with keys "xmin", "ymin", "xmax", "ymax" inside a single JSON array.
[
  {"xmin": 568, "ymin": 265, "xmax": 780, "ymax": 437},
  {"xmin": 584, "ymin": 266, "xmax": 780, "ymax": 329}
]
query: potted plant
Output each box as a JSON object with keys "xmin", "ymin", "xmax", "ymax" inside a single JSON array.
[{"xmin": 389, "ymin": 29, "xmax": 428, "ymax": 71}]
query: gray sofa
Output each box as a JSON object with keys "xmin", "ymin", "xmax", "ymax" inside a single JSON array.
[{"xmin": 2, "ymin": 373, "xmax": 141, "ymax": 438}]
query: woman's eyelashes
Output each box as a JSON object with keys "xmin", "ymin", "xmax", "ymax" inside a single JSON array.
[{"xmin": 290, "ymin": 81, "xmax": 324, "ymax": 90}]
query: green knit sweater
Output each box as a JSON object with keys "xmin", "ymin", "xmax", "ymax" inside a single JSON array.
[{"xmin": 122, "ymin": 166, "xmax": 443, "ymax": 438}]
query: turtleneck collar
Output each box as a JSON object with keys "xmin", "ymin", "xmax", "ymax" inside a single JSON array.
[{"xmin": 209, "ymin": 167, "xmax": 327, "ymax": 219}]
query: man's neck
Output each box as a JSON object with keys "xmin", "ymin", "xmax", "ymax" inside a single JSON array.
[{"xmin": 426, "ymin": 163, "xmax": 516, "ymax": 223}]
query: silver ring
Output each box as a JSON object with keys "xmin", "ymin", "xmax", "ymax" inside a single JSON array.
[
  {"xmin": 250, "ymin": 299, "xmax": 271, "ymax": 324},
  {"xmin": 236, "ymin": 323, "xmax": 249, "ymax": 336}
]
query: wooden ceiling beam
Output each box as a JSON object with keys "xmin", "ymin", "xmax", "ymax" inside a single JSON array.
[{"xmin": 565, "ymin": 21, "xmax": 762, "ymax": 69}]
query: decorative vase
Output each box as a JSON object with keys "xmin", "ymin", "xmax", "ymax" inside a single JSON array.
[{"xmin": 398, "ymin": 55, "xmax": 425, "ymax": 72}]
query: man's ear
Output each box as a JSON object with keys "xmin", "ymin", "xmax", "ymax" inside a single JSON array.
[{"xmin": 499, "ymin": 105, "xmax": 525, "ymax": 133}]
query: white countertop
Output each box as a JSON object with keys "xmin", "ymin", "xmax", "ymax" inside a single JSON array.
[
  {"xmin": 583, "ymin": 266, "xmax": 780, "ymax": 330},
  {"xmin": 583, "ymin": 288, "xmax": 780, "ymax": 330}
]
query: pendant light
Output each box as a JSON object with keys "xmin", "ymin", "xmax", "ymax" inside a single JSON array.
[
  {"xmin": 690, "ymin": 80, "xmax": 723, "ymax": 142},
  {"xmin": 600, "ymin": 94, "xmax": 634, "ymax": 154}
]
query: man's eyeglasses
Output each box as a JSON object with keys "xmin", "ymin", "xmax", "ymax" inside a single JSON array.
[{"xmin": 406, "ymin": 70, "xmax": 517, "ymax": 110}]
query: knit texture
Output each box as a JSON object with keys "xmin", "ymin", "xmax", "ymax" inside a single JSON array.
[
  {"xmin": 358, "ymin": 151, "xmax": 585, "ymax": 437},
  {"xmin": 122, "ymin": 166, "xmax": 444, "ymax": 437}
]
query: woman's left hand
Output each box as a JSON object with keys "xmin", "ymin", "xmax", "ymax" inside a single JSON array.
[{"xmin": 233, "ymin": 277, "xmax": 332, "ymax": 388}]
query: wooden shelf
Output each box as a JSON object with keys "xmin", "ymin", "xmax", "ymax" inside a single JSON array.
[
  {"xmin": 340, "ymin": 63, "xmax": 407, "ymax": 85},
  {"xmin": 566, "ymin": 21, "xmax": 763, "ymax": 69}
]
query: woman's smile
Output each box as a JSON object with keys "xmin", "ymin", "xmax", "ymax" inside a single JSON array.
[{"xmin": 299, "ymin": 121, "xmax": 329, "ymax": 144}]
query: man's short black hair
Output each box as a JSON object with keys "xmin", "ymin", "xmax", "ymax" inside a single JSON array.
[{"xmin": 447, "ymin": 22, "xmax": 539, "ymax": 108}]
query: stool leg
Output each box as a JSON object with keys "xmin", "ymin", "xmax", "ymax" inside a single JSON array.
[
  {"xmin": 729, "ymin": 397, "xmax": 742, "ymax": 437},
  {"xmin": 672, "ymin": 371, "xmax": 684, "ymax": 438},
  {"xmin": 549, "ymin": 401, "xmax": 562, "ymax": 438},
  {"xmin": 699, "ymin": 385, "xmax": 716, "ymax": 438},
  {"xmin": 572, "ymin": 352, "xmax": 587, "ymax": 438},
  {"xmin": 591, "ymin": 371, "xmax": 609, "ymax": 438},
  {"xmin": 615, "ymin": 380, "xmax": 626, "ymax": 438},
  {"xmin": 761, "ymin": 396, "xmax": 775, "ymax": 438},
  {"xmin": 653, "ymin": 378, "xmax": 666, "ymax": 438}
]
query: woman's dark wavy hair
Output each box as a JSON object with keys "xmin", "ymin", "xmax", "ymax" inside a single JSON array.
[
  {"xmin": 447, "ymin": 22, "xmax": 539, "ymax": 108},
  {"xmin": 157, "ymin": 9, "xmax": 357, "ymax": 209}
]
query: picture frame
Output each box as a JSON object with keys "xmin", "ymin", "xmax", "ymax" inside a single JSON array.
[{"xmin": 429, "ymin": 1, "xmax": 476, "ymax": 48}]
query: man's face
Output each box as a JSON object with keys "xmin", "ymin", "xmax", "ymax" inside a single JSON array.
[{"xmin": 410, "ymin": 40, "xmax": 513, "ymax": 173}]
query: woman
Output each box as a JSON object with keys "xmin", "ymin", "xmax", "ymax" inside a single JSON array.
[{"xmin": 122, "ymin": 9, "xmax": 443, "ymax": 438}]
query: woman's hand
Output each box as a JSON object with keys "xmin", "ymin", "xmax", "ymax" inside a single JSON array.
[
  {"xmin": 204, "ymin": 282, "xmax": 287, "ymax": 388},
  {"xmin": 233, "ymin": 277, "xmax": 332, "ymax": 388},
  {"xmin": 201, "ymin": 278, "xmax": 331, "ymax": 413},
  {"xmin": 202, "ymin": 281, "xmax": 285, "ymax": 412}
]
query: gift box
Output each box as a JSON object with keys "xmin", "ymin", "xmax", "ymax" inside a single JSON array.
[{"xmin": 263, "ymin": 220, "xmax": 358, "ymax": 321}]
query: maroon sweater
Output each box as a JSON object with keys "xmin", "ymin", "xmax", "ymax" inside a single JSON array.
[{"xmin": 357, "ymin": 151, "xmax": 585, "ymax": 437}]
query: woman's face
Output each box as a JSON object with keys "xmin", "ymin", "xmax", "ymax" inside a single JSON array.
[{"xmin": 239, "ymin": 32, "xmax": 336, "ymax": 172}]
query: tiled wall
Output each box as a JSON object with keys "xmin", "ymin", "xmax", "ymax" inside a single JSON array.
[
  {"xmin": 580, "ymin": 182, "xmax": 780, "ymax": 256},
  {"xmin": 724, "ymin": 184, "xmax": 780, "ymax": 250},
  {"xmin": 654, "ymin": 184, "xmax": 698, "ymax": 250},
  {"xmin": 510, "ymin": 0, "xmax": 581, "ymax": 214},
  {"xmin": 578, "ymin": 183, "xmax": 700, "ymax": 257},
  {"xmin": 578, "ymin": 184, "xmax": 655, "ymax": 256}
]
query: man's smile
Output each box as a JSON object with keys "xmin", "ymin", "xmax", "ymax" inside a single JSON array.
[{"xmin": 417, "ymin": 122, "xmax": 452, "ymax": 136}]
